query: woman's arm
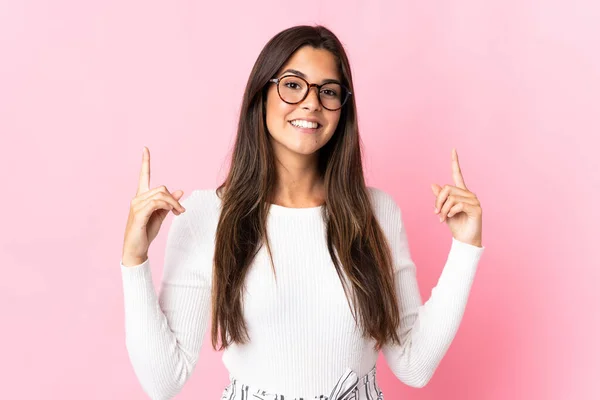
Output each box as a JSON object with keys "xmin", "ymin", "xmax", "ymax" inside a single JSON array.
[
  {"xmin": 120, "ymin": 191, "xmax": 211, "ymax": 400},
  {"xmin": 371, "ymin": 188, "xmax": 485, "ymax": 388}
]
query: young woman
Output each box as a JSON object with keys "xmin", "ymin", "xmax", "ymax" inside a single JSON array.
[{"xmin": 120, "ymin": 25, "xmax": 485, "ymax": 400}]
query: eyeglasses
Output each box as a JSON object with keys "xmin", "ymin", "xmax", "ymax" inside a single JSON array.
[{"xmin": 268, "ymin": 75, "xmax": 352, "ymax": 111}]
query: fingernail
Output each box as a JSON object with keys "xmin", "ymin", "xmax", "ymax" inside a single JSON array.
[
  {"xmin": 439, "ymin": 216, "xmax": 443, "ymax": 222},
  {"xmin": 434, "ymin": 208, "xmax": 439, "ymax": 214}
]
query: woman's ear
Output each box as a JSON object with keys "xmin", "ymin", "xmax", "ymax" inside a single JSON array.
[
  {"xmin": 261, "ymin": 92, "xmax": 268, "ymax": 116},
  {"xmin": 262, "ymin": 88, "xmax": 268, "ymax": 107}
]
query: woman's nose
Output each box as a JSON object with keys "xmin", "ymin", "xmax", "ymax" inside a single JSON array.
[{"xmin": 301, "ymin": 86, "xmax": 322, "ymax": 111}]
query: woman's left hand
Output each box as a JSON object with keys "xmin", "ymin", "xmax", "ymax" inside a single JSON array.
[{"xmin": 431, "ymin": 148, "xmax": 483, "ymax": 248}]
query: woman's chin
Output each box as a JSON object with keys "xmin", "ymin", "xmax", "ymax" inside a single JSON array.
[
  {"xmin": 269, "ymin": 132, "xmax": 329, "ymax": 157},
  {"xmin": 280, "ymin": 142, "xmax": 323, "ymax": 157}
]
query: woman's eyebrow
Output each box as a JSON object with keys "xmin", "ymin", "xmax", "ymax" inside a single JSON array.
[{"xmin": 280, "ymin": 69, "xmax": 341, "ymax": 85}]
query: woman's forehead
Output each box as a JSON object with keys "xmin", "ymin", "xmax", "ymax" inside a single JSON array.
[{"xmin": 278, "ymin": 47, "xmax": 340, "ymax": 82}]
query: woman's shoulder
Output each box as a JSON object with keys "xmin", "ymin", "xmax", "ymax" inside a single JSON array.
[
  {"xmin": 366, "ymin": 186, "xmax": 401, "ymax": 213},
  {"xmin": 178, "ymin": 187, "xmax": 222, "ymax": 227},
  {"xmin": 182, "ymin": 187, "xmax": 220, "ymax": 204},
  {"xmin": 365, "ymin": 186, "xmax": 405, "ymax": 238}
]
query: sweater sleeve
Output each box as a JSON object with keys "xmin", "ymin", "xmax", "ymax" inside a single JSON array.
[
  {"xmin": 120, "ymin": 192, "xmax": 212, "ymax": 400},
  {"xmin": 375, "ymin": 190, "xmax": 485, "ymax": 388}
]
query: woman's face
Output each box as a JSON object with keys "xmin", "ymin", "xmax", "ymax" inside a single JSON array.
[{"xmin": 265, "ymin": 46, "xmax": 342, "ymax": 161}]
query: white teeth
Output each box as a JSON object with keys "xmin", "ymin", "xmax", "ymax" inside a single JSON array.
[{"xmin": 290, "ymin": 120, "xmax": 319, "ymax": 129}]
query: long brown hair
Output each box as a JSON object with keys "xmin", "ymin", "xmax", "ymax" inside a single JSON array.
[{"xmin": 211, "ymin": 25, "xmax": 402, "ymax": 352}]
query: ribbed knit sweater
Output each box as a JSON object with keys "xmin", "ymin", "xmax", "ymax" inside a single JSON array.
[{"xmin": 120, "ymin": 187, "xmax": 485, "ymax": 399}]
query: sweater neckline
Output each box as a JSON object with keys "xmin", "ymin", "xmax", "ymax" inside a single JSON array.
[
  {"xmin": 268, "ymin": 202, "xmax": 325, "ymax": 216},
  {"xmin": 212, "ymin": 188, "xmax": 325, "ymax": 216}
]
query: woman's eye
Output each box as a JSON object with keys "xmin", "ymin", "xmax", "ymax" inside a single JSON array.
[
  {"xmin": 321, "ymin": 89, "xmax": 338, "ymax": 97},
  {"xmin": 285, "ymin": 82, "xmax": 301, "ymax": 90}
]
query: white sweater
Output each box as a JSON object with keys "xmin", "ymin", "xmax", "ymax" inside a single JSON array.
[{"xmin": 120, "ymin": 187, "xmax": 485, "ymax": 399}]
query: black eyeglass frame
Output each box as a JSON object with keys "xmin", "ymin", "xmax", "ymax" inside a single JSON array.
[{"xmin": 268, "ymin": 75, "xmax": 353, "ymax": 111}]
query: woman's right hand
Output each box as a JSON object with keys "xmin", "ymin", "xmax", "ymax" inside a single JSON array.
[{"xmin": 121, "ymin": 146, "xmax": 187, "ymax": 267}]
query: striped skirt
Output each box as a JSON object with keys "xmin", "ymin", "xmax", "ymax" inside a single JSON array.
[{"xmin": 220, "ymin": 364, "xmax": 384, "ymax": 400}]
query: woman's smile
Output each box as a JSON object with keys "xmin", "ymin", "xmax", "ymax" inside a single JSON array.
[{"xmin": 288, "ymin": 119, "xmax": 323, "ymax": 134}]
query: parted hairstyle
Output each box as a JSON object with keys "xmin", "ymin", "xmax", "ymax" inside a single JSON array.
[{"xmin": 211, "ymin": 25, "xmax": 402, "ymax": 352}]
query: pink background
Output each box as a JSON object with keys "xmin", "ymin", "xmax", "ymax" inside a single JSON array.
[{"xmin": 1, "ymin": 0, "xmax": 598, "ymax": 399}]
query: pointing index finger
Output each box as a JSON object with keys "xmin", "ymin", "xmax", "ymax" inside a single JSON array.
[
  {"xmin": 137, "ymin": 146, "xmax": 150, "ymax": 194},
  {"xmin": 452, "ymin": 148, "xmax": 468, "ymax": 190}
]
